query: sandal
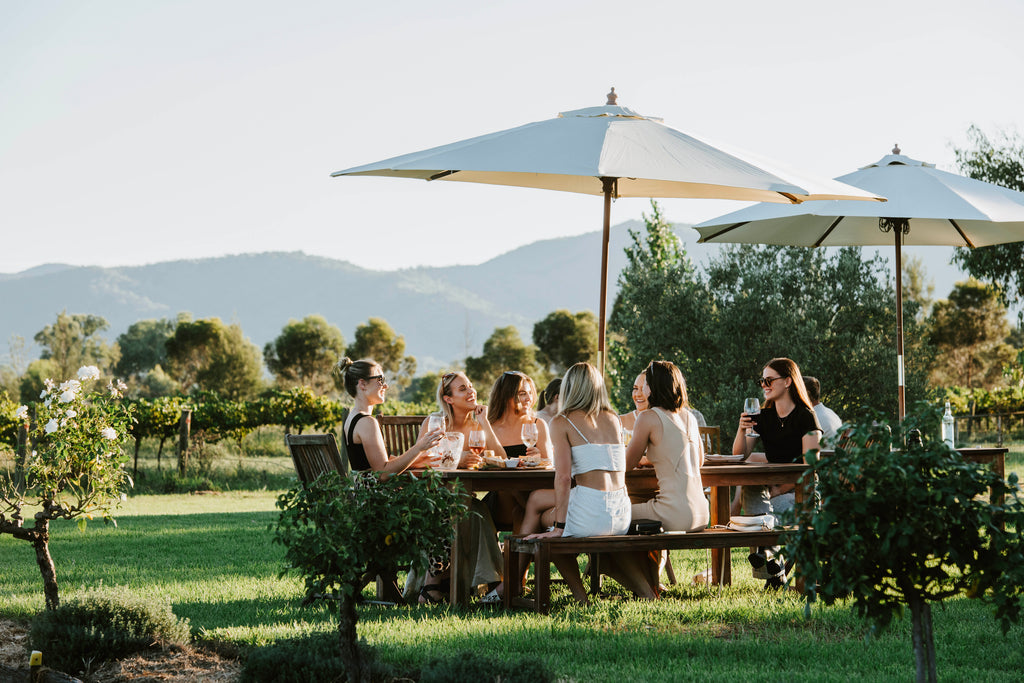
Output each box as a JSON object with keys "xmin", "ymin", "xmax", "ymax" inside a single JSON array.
[
  {"xmin": 418, "ymin": 583, "xmax": 449, "ymax": 605},
  {"xmin": 480, "ymin": 584, "xmax": 503, "ymax": 604}
]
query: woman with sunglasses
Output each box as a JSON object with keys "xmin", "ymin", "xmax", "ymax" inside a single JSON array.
[
  {"xmin": 334, "ymin": 357, "xmax": 442, "ymax": 474},
  {"xmin": 415, "ymin": 371, "xmax": 504, "ymax": 604},
  {"xmin": 732, "ymin": 357, "xmax": 821, "ymax": 587}
]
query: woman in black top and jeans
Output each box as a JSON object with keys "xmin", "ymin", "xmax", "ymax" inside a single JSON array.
[{"xmin": 731, "ymin": 357, "xmax": 821, "ymax": 587}]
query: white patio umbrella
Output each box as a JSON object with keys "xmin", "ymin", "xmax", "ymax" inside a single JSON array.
[
  {"xmin": 332, "ymin": 89, "xmax": 882, "ymax": 371},
  {"xmin": 694, "ymin": 146, "xmax": 1024, "ymax": 419}
]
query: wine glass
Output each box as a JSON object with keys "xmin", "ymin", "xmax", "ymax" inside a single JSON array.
[
  {"xmin": 425, "ymin": 412, "xmax": 445, "ymax": 460},
  {"xmin": 743, "ymin": 398, "xmax": 761, "ymax": 438},
  {"xmin": 521, "ymin": 421, "xmax": 539, "ymax": 449},
  {"xmin": 468, "ymin": 429, "xmax": 486, "ymax": 456}
]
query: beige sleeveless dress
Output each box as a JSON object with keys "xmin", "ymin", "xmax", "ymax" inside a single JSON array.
[{"xmin": 631, "ymin": 407, "xmax": 709, "ymax": 532}]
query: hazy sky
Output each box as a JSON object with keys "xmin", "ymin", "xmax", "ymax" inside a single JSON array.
[{"xmin": 3, "ymin": 0, "xmax": 1022, "ymax": 274}]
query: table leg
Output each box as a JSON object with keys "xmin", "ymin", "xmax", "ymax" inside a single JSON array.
[
  {"xmin": 537, "ymin": 543, "xmax": 551, "ymax": 615},
  {"xmin": 709, "ymin": 485, "xmax": 732, "ymax": 586}
]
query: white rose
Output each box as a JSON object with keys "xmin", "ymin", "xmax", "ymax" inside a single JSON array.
[
  {"xmin": 59, "ymin": 390, "xmax": 77, "ymax": 404},
  {"xmin": 65, "ymin": 409, "xmax": 77, "ymax": 418},
  {"xmin": 44, "ymin": 419, "xmax": 59, "ymax": 434},
  {"xmin": 15, "ymin": 405, "xmax": 28, "ymax": 420},
  {"xmin": 59, "ymin": 379, "xmax": 81, "ymax": 393},
  {"xmin": 101, "ymin": 426, "xmax": 117, "ymax": 440},
  {"xmin": 78, "ymin": 365, "xmax": 101, "ymax": 381}
]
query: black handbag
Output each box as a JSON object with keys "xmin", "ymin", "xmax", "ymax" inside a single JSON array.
[{"xmin": 627, "ymin": 519, "xmax": 663, "ymax": 535}]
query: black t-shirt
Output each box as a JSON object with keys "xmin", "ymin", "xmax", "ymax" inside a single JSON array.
[{"xmin": 755, "ymin": 404, "xmax": 821, "ymax": 463}]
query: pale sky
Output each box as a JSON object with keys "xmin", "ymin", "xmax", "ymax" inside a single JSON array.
[{"xmin": 2, "ymin": 0, "xmax": 1023, "ymax": 274}]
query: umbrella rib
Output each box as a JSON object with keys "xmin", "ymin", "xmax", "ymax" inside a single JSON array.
[
  {"xmin": 700, "ymin": 222, "xmax": 749, "ymax": 242},
  {"xmin": 813, "ymin": 216, "xmax": 846, "ymax": 247},
  {"xmin": 948, "ymin": 218, "xmax": 975, "ymax": 248},
  {"xmin": 428, "ymin": 170, "xmax": 459, "ymax": 181}
]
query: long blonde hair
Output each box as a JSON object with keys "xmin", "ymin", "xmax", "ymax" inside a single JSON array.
[{"xmin": 557, "ymin": 362, "xmax": 613, "ymax": 420}]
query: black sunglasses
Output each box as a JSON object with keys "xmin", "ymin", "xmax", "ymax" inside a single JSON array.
[
  {"xmin": 758, "ymin": 376, "xmax": 786, "ymax": 388},
  {"xmin": 366, "ymin": 375, "xmax": 387, "ymax": 386}
]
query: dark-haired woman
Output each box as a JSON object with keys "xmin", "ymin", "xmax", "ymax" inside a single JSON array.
[
  {"xmin": 731, "ymin": 357, "xmax": 821, "ymax": 588},
  {"xmin": 334, "ymin": 357, "xmax": 442, "ymax": 474},
  {"xmin": 626, "ymin": 361, "xmax": 709, "ymax": 533},
  {"xmin": 731, "ymin": 357, "xmax": 821, "ymax": 515},
  {"xmin": 536, "ymin": 378, "xmax": 561, "ymax": 424}
]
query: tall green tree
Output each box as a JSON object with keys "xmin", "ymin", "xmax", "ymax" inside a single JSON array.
[
  {"xmin": 607, "ymin": 200, "xmax": 700, "ymax": 410},
  {"xmin": 34, "ymin": 311, "xmax": 118, "ymax": 380},
  {"xmin": 465, "ymin": 326, "xmax": 542, "ymax": 391},
  {"xmin": 345, "ymin": 318, "xmax": 416, "ymax": 391},
  {"xmin": 165, "ymin": 316, "xmax": 263, "ymax": 399},
  {"xmin": 928, "ymin": 278, "xmax": 1014, "ymax": 389},
  {"xmin": 114, "ymin": 318, "xmax": 176, "ymax": 379},
  {"xmin": 265, "ymin": 315, "xmax": 346, "ymax": 395},
  {"xmin": 951, "ymin": 126, "xmax": 1024, "ymax": 309},
  {"xmin": 533, "ymin": 309, "xmax": 598, "ymax": 376}
]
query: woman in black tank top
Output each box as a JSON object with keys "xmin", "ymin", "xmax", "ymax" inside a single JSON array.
[{"xmin": 334, "ymin": 357, "xmax": 442, "ymax": 475}]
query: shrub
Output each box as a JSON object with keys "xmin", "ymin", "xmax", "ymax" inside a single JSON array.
[
  {"xmin": 30, "ymin": 586, "xmax": 191, "ymax": 675},
  {"xmin": 241, "ymin": 634, "xmax": 397, "ymax": 683},
  {"xmin": 420, "ymin": 650, "xmax": 556, "ymax": 683}
]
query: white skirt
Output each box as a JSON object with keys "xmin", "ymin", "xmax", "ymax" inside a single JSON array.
[{"xmin": 563, "ymin": 485, "xmax": 631, "ymax": 537}]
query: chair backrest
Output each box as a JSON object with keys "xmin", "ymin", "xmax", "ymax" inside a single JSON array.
[
  {"xmin": 377, "ymin": 415, "xmax": 427, "ymax": 456},
  {"xmin": 698, "ymin": 426, "xmax": 721, "ymax": 455},
  {"xmin": 285, "ymin": 433, "xmax": 349, "ymax": 486}
]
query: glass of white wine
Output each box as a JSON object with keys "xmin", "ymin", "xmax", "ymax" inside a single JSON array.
[
  {"xmin": 521, "ymin": 421, "xmax": 539, "ymax": 449},
  {"xmin": 743, "ymin": 398, "xmax": 761, "ymax": 438}
]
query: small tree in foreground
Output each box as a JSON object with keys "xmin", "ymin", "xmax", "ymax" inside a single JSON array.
[
  {"xmin": 784, "ymin": 407, "xmax": 1024, "ymax": 683},
  {"xmin": 0, "ymin": 366, "xmax": 134, "ymax": 610},
  {"xmin": 273, "ymin": 470, "xmax": 470, "ymax": 683}
]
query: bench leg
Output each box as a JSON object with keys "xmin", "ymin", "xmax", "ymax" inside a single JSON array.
[{"xmin": 588, "ymin": 553, "xmax": 602, "ymax": 595}]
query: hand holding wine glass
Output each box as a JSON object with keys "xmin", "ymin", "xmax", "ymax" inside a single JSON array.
[{"xmin": 743, "ymin": 397, "xmax": 761, "ymax": 438}]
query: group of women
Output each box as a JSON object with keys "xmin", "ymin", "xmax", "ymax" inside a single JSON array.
[{"xmin": 333, "ymin": 353, "xmax": 821, "ymax": 604}]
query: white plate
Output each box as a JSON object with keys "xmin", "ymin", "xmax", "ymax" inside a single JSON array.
[{"xmin": 704, "ymin": 454, "xmax": 747, "ymax": 465}]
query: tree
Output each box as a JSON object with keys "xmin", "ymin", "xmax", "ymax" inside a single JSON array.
[
  {"xmin": 165, "ymin": 316, "xmax": 264, "ymax": 399},
  {"xmin": 264, "ymin": 315, "xmax": 346, "ymax": 394},
  {"xmin": 951, "ymin": 126, "xmax": 1024, "ymax": 310},
  {"xmin": 274, "ymin": 471, "xmax": 469, "ymax": 683},
  {"xmin": 464, "ymin": 326, "xmax": 542, "ymax": 391},
  {"xmin": 1, "ymin": 367, "xmax": 134, "ymax": 610},
  {"xmin": 607, "ymin": 200, "xmax": 701, "ymax": 410},
  {"xmin": 928, "ymin": 278, "xmax": 1015, "ymax": 389},
  {"xmin": 903, "ymin": 254, "xmax": 935, "ymax": 324},
  {"xmin": 532, "ymin": 310, "xmax": 598, "ymax": 376},
  {"xmin": 34, "ymin": 311, "xmax": 119, "ymax": 380},
  {"xmin": 115, "ymin": 318, "xmax": 176, "ymax": 379},
  {"xmin": 785, "ymin": 408, "xmax": 1024, "ymax": 683},
  {"xmin": 345, "ymin": 318, "xmax": 416, "ymax": 392}
]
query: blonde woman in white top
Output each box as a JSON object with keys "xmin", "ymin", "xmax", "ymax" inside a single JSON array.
[{"xmin": 524, "ymin": 363, "xmax": 657, "ymax": 602}]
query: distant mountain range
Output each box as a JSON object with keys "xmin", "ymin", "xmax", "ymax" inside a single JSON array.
[{"xmin": 0, "ymin": 220, "xmax": 970, "ymax": 371}]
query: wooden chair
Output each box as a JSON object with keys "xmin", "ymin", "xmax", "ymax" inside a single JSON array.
[
  {"xmin": 285, "ymin": 433, "xmax": 349, "ymax": 485},
  {"xmin": 699, "ymin": 426, "xmax": 721, "ymax": 455},
  {"xmin": 284, "ymin": 431, "xmax": 404, "ymax": 604},
  {"xmin": 377, "ymin": 415, "xmax": 427, "ymax": 456}
]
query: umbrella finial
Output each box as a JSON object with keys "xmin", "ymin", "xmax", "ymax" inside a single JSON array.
[
  {"xmin": 892, "ymin": 143, "xmax": 901, "ymax": 155},
  {"xmin": 606, "ymin": 87, "xmax": 617, "ymax": 105}
]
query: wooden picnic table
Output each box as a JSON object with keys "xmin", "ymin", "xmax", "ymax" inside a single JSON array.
[{"xmin": 428, "ymin": 461, "xmax": 809, "ymax": 604}]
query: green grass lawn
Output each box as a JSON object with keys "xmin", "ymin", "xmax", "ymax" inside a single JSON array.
[{"xmin": 3, "ymin": 488, "xmax": 1022, "ymax": 682}]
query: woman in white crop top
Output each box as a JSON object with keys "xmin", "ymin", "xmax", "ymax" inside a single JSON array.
[{"xmin": 522, "ymin": 362, "xmax": 658, "ymax": 602}]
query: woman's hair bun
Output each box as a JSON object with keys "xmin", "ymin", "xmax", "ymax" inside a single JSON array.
[{"xmin": 332, "ymin": 356, "xmax": 354, "ymax": 379}]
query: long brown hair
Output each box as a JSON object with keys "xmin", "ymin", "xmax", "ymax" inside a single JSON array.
[
  {"xmin": 644, "ymin": 360, "xmax": 688, "ymax": 412},
  {"xmin": 763, "ymin": 357, "xmax": 814, "ymax": 412},
  {"xmin": 487, "ymin": 371, "xmax": 536, "ymax": 423}
]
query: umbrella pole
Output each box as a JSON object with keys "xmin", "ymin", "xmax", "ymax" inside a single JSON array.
[
  {"xmin": 894, "ymin": 225, "xmax": 906, "ymax": 421},
  {"xmin": 598, "ymin": 178, "xmax": 615, "ymax": 375}
]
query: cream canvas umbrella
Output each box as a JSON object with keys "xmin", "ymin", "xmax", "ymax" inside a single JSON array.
[
  {"xmin": 332, "ymin": 89, "xmax": 882, "ymax": 370},
  {"xmin": 695, "ymin": 146, "xmax": 1024, "ymax": 418}
]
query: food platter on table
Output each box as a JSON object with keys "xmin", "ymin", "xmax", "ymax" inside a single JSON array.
[{"xmin": 703, "ymin": 454, "xmax": 748, "ymax": 465}]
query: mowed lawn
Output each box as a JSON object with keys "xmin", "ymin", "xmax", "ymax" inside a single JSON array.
[{"xmin": 4, "ymin": 487, "xmax": 1023, "ymax": 682}]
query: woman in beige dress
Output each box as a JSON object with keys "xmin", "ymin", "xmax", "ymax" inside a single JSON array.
[{"xmin": 626, "ymin": 360, "xmax": 709, "ymax": 533}]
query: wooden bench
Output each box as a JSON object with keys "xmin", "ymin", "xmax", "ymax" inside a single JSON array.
[{"xmin": 503, "ymin": 528, "xmax": 783, "ymax": 613}]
